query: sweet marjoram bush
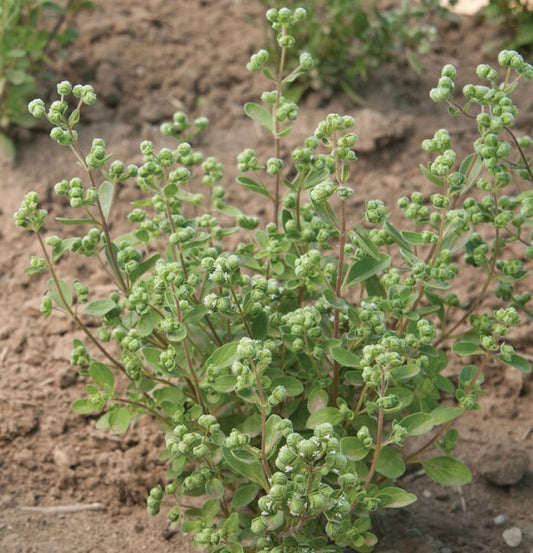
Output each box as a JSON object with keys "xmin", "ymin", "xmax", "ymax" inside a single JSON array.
[{"xmin": 16, "ymin": 7, "xmax": 533, "ymax": 553}]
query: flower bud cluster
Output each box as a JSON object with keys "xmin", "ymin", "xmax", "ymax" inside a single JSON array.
[
  {"xmin": 160, "ymin": 111, "xmax": 208, "ymax": 138},
  {"xmin": 68, "ymin": 228, "xmax": 103, "ymax": 256},
  {"xmin": 365, "ymin": 200, "xmax": 386, "ymax": 224},
  {"xmin": 116, "ymin": 242, "xmax": 143, "ymax": 274},
  {"xmin": 54, "ymin": 177, "xmax": 96, "ymax": 209},
  {"xmin": 85, "ymin": 138, "xmax": 111, "ymax": 169},
  {"xmin": 429, "ymin": 64, "xmax": 456, "ymax": 102},
  {"xmin": 203, "ymin": 253, "xmax": 241, "ymax": 287},
  {"xmin": 397, "ymin": 192, "xmax": 430, "ymax": 222},
  {"xmin": 14, "ymin": 192, "xmax": 48, "ymax": 231}
]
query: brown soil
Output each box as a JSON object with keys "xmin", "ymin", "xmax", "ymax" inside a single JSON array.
[{"xmin": 1, "ymin": 2, "xmax": 532, "ymax": 553}]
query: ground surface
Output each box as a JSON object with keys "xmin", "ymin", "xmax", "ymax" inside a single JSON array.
[{"xmin": 1, "ymin": 1, "xmax": 532, "ymax": 553}]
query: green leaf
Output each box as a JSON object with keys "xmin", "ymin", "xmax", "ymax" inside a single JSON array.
[
  {"xmin": 346, "ymin": 254, "xmax": 391, "ymax": 287},
  {"xmin": 306, "ymin": 407, "xmax": 343, "ymax": 429},
  {"xmin": 55, "ymin": 217, "xmax": 101, "ymax": 226},
  {"xmin": 385, "ymin": 221, "xmax": 411, "ymax": 251},
  {"xmin": 265, "ymin": 414, "xmax": 283, "ymax": 457},
  {"xmin": 130, "ymin": 253, "xmax": 161, "ymax": 285},
  {"xmin": 340, "ymin": 436, "xmax": 370, "ymax": 461},
  {"xmin": 142, "ymin": 347, "xmax": 161, "ymax": 371},
  {"xmin": 212, "ymin": 375, "xmax": 237, "ymax": 393},
  {"xmin": 330, "ymin": 346, "xmax": 360, "ymax": 368},
  {"xmin": 107, "ymin": 407, "xmax": 132, "ymax": 434},
  {"xmin": 452, "ymin": 341, "xmax": 483, "ymax": 356},
  {"xmin": 420, "ymin": 164, "xmax": 445, "ymax": 187},
  {"xmin": 498, "ymin": 353, "xmax": 532, "ymax": 374},
  {"xmin": 205, "ymin": 341, "xmax": 239, "ymax": 370},
  {"xmin": 206, "ymin": 478, "xmax": 225, "ymax": 499},
  {"xmin": 231, "ymin": 484, "xmax": 259, "ymax": 509},
  {"xmin": 83, "ymin": 298, "xmax": 117, "ymax": 317},
  {"xmin": 376, "ymin": 447, "xmax": 406, "ymax": 479},
  {"xmin": 422, "ymin": 456, "xmax": 472, "ymax": 486},
  {"xmin": 236, "ymin": 176, "xmax": 273, "ymax": 200},
  {"xmin": 71, "ymin": 398, "xmax": 99, "ymax": 414},
  {"xmin": 271, "ymin": 376, "xmax": 303, "ymax": 397},
  {"xmin": 307, "ymin": 388, "xmax": 329, "ymax": 413},
  {"xmin": 89, "ymin": 361, "xmax": 115, "ymax": 391},
  {"xmin": 202, "ymin": 498, "xmax": 220, "ymax": 521},
  {"xmin": 400, "ymin": 413, "xmax": 434, "ymax": 436},
  {"xmin": 251, "ymin": 309, "xmax": 269, "ymax": 340},
  {"xmin": 244, "ymin": 102, "xmax": 273, "ymax": 132},
  {"xmin": 47, "ymin": 278, "xmax": 72, "ymax": 310},
  {"xmin": 352, "ymin": 225, "xmax": 381, "ymax": 260},
  {"xmin": 377, "ymin": 486, "xmax": 417, "ymax": 508},
  {"xmin": 430, "ymin": 405, "xmax": 462, "ymax": 425},
  {"xmin": 391, "ymin": 364, "xmax": 420, "ymax": 381},
  {"xmin": 401, "ymin": 231, "xmax": 427, "ymax": 246},
  {"xmin": 222, "ymin": 447, "xmax": 268, "ymax": 490}
]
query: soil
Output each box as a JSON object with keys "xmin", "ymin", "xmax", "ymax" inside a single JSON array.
[{"xmin": 1, "ymin": 2, "xmax": 532, "ymax": 553}]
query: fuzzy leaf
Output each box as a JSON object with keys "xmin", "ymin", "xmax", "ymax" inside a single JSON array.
[
  {"xmin": 498, "ymin": 353, "xmax": 531, "ymax": 374},
  {"xmin": 222, "ymin": 447, "xmax": 268, "ymax": 490},
  {"xmin": 236, "ymin": 176, "xmax": 272, "ymax": 200},
  {"xmin": 400, "ymin": 413, "xmax": 434, "ymax": 436},
  {"xmin": 346, "ymin": 254, "xmax": 391, "ymax": 287},
  {"xmin": 98, "ymin": 180, "xmax": 114, "ymax": 221},
  {"xmin": 306, "ymin": 407, "xmax": 343, "ymax": 429},
  {"xmin": 307, "ymin": 388, "xmax": 329, "ymax": 413},
  {"xmin": 340, "ymin": 436, "xmax": 370, "ymax": 461},
  {"xmin": 422, "ymin": 456, "xmax": 472, "ymax": 486},
  {"xmin": 244, "ymin": 102, "xmax": 273, "ymax": 132},
  {"xmin": 376, "ymin": 447, "xmax": 406, "ymax": 479},
  {"xmin": 130, "ymin": 253, "xmax": 161, "ymax": 285},
  {"xmin": 89, "ymin": 361, "xmax": 114, "ymax": 391},
  {"xmin": 231, "ymin": 484, "xmax": 259, "ymax": 509},
  {"xmin": 430, "ymin": 406, "xmax": 462, "ymax": 425},
  {"xmin": 107, "ymin": 407, "xmax": 132, "ymax": 434},
  {"xmin": 205, "ymin": 341, "xmax": 239, "ymax": 370},
  {"xmin": 271, "ymin": 376, "xmax": 303, "ymax": 397},
  {"xmin": 71, "ymin": 398, "xmax": 99, "ymax": 414},
  {"xmin": 377, "ymin": 486, "xmax": 417, "ymax": 508},
  {"xmin": 206, "ymin": 478, "xmax": 225, "ymax": 499},
  {"xmin": 452, "ymin": 341, "xmax": 483, "ymax": 356},
  {"xmin": 47, "ymin": 278, "xmax": 72, "ymax": 310},
  {"xmin": 83, "ymin": 298, "xmax": 117, "ymax": 317},
  {"xmin": 330, "ymin": 346, "xmax": 360, "ymax": 368}
]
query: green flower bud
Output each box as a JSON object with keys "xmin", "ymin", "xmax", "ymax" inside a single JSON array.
[{"xmin": 28, "ymin": 98, "xmax": 46, "ymax": 118}]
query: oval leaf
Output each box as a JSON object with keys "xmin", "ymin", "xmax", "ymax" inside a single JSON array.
[
  {"xmin": 340, "ymin": 436, "xmax": 370, "ymax": 461},
  {"xmin": 377, "ymin": 486, "xmax": 417, "ymax": 508},
  {"xmin": 306, "ymin": 407, "xmax": 343, "ymax": 429},
  {"xmin": 376, "ymin": 446, "xmax": 406, "ymax": 479},
  {"xmin": 244, "ymin": 102, "xmax": 273, "ymax": 132},
  {"xmin": 231, "ymin": 484, "xmax": 259, "ymax": 509},
  {"xmin": 422, "ymin": 456, "xmax": 472, "ymax": 486},
  {"xmin": 400, "ymin": 413, "xmax": 434, "ymax": 437}
]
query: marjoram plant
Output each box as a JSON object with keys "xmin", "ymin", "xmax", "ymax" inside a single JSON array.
[{"xmin": 16, "ymin": 7, "xmax": 533, "ymax": 553}]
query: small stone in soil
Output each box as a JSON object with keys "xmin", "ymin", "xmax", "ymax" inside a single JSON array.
[
  {"xmin": 440, "ymin": 548, "xmax": 453, "ymax": 553},
  {"xmin": 494, "ymin": 514, "xmax": 507, "ymax": 526},
  {"xmin": 502, "ymin": 527, "xmax": 522, "ymax": 548},
  {"xmin": 478, "ymin": 442, "xmax": 530, "ymax": 486}
]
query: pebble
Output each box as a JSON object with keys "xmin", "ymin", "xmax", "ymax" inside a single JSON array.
[
  {"xmin": 440, "ymin": 548, "xmax": 453, "ymax": 553},
  {"xmin": 478, "ymin": 442, "xmax": 530, "ymax": 486},
  {"xmin": 494, "ymin": 514, "xmax": 507, "ymax": 526},
  {"xmin": 502, "ymin": 527, "xmax": 522, "ymax": 548}
]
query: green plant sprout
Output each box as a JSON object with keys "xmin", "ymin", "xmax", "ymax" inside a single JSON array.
[
  {"xmin": 260, "ymin": 0, "xmax": 443, "ymax": 102},
  {"xmin": 16, "ymin": 7, "xmax": 532, "ymax": 553},
  {"xmin": 0, "ymin": 0, "xmax": 93, "ymax": 157}
]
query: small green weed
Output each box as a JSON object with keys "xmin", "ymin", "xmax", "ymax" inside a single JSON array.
[
  {"xmin": 0, "ymin": 0, "xmax": 93, "ymax": 157},
  {"xmin": 260, "ymin": 0, "xmax": 444, "ymax": 102},
  {"xmin": 16, "ymin": 7, "xmax": 533, "ymax": 553}
]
